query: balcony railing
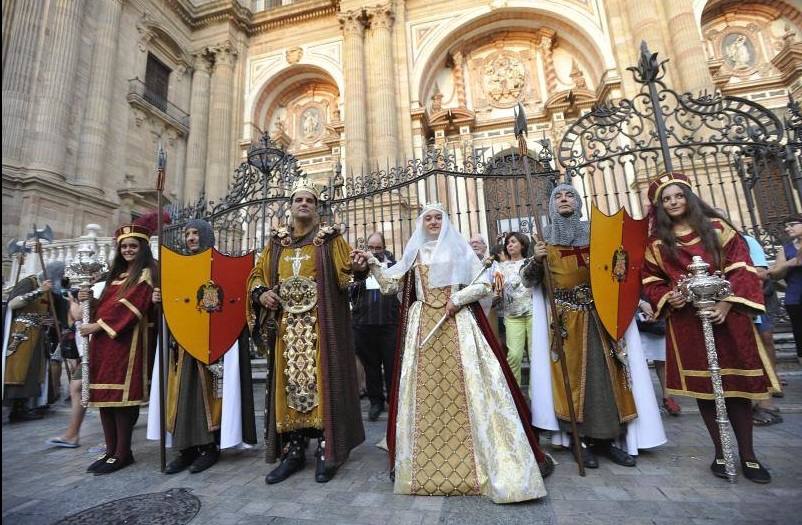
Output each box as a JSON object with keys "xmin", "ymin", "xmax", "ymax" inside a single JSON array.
[{"xmin": 127, "ymin": 78, "xmax": 190, "ymax": 131}]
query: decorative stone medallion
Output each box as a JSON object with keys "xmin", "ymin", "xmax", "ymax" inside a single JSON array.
[{"xmin": 482, "ymin": 51, "xmax": 527, "ymax": 107}]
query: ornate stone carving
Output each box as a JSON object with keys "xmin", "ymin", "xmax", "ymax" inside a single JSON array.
[
  {"xmin": 430, "ymin": 83, "xmax": 443, "ymax": 112},
  {"xmin": 366, "ymin": 4, "xmax": 394, "ymax": 31},
  {"xmin": 192, "ymin": 52, "xmax": 213, "ymax": 73},
  {"xmin": 300, "ymin": 107, "xmax": 323, "ymax": 142},
  {"xmin": 338, "ymin": 10, "xmax": 365, "ymax": 36},
  {"xmin": 482, "ymin": 51, "xmax": 527, "ymax": 107},
  {"xmin": 210, "ymin": 41, "xmax": 238, "ymax": 67},
  {"xmin": 451, "ymin": 50, "xmax": 467, "ymax": 107},
  {"xmin": 286, "ymin": 47, "xmax": 303, "ymax": 64},
  {"xmin": 570, "ymin": 59, "xmax": 587, "ymax": 89}
]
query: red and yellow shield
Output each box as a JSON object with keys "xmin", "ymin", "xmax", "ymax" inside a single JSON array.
[
  {"xmin": 161, "ymin": 247, "xmax": 254, "ymax": 364},
  {"xmin": 589, "ymin": 205, "xmax": 648, "ymax": 341}
]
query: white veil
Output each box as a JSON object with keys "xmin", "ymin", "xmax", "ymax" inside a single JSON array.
[{"xmin": 385, "ymin": 203, "xmax": 486, "ymax": 288}]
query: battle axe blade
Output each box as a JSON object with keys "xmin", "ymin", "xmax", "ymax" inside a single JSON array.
[{"xmin": 27, "ymin": 224, "xmax": 54, "ymax": 243}]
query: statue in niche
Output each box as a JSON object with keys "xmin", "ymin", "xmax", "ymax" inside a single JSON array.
[
  {"xmin": 723, "ymin": 33, "xmax": 755, "ymax": 69},
  {"xmin": 482, "ymin": 52, "xmax": 526, "ymax": 107},
  {"xmin": 300, "ymin": 108, "xmax": 322, "ymax": 141}
]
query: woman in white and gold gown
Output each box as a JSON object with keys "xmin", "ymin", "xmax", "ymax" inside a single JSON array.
[{"xmin": 357, "ymin": 203, "xmax": 548, "ymax": 504}]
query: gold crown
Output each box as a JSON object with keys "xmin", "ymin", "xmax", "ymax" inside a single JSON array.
[
  {"xmin": 290, "ymin": 176, "xmax": 320, "ymax": 200},
  {"xmin": 421, "ymin": 201, "xmax": 445, "ymax": 213}
]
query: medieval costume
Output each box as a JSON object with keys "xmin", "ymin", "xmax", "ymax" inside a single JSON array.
[
  {"xmin": 84, "ymin": 219, "xmax": 157, "ymax": 475},
  {"xmin": 146, "ymin": 219, "xmax": 257, "ymax": 474},
  {"xmin": 370, "ymin": 203, "xmax": 547, "ymax": 504},
  {"xmin": 2, "ymin": 264, "xmax": 66, "ymax": 421},
  {"xmin": 641, "ymin": 172, "xmax": 779, "ymax": 482},
  {"xmin": 523, "ymin": 184, "xmax": 665, "ymax": 467},
  {"xmin": 248, "ymin": 179, "xmax": 365, "ymax": 483}
]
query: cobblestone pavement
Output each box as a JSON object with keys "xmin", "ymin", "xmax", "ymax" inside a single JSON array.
[{"xmin": 3, "ymin": 366, "xmax": 801, "ymax": 525}]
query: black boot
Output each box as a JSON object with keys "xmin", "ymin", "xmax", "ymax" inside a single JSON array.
[
  {"xmin": 315, "ymin": 439, "xmax": 337, "ymax": 483},
  {"xmin": 368, "ymin": 400, "xmax": 383, "ymax": 422},
  {"xmin": 189, "ymin": 443, "xmax": 219, "ymax": 474},
  {"xmin": 265, "ymin": 434, "xmax": 306, "ymax": 484},
  {"xmin": 9, "ymin": 401, "xmax": 43, "ymax": 423},
  {"xmin": 165, "ymin": 447, "xmax": 199, "ymax": 474}
]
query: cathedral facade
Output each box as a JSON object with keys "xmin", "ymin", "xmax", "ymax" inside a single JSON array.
[{"xmin": 2, "ymin": 0, "xmax": 801, "ymax": 276}]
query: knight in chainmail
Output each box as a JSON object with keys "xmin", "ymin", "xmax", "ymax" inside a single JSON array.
[
  {"xmin": 152, "ymin": 219, "xmax": 256, "ymax": 475},
  {"xmin": 3, "ymin": 261, "xmax": 67, "ymax": 421},
  {"xmin": 521, "ymin": 184, "xmax": 640, "ymax": 469}
]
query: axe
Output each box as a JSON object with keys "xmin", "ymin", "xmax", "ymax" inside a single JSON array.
[{"xmin": 7, "ymin": 239, "xmax": 29, "ymax": 288}]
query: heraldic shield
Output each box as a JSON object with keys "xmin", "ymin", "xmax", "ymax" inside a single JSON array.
[
  {"xmin": 161, "ymin": 247, "xmax": 254, "ymax": 364},
  {"xmin": 589, "ymin": 205, "xmax": 649, "ymax": 341}
]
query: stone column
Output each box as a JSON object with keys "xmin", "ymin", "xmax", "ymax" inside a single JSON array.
[
  {"xmin": 538, "ymin": 30, "xmax": 558, "ymax": 94},
  {"xmin": 75, "ymin": 0, "xmax": 123, "ymax": 192},
  {"xmin": 338, "ymin": 10, "xmax": 369, "ymax": 175},
  {"xmin": 664, "ymin": 0, "xmax": 713, "ymax": 94},
  {"xmin": 365, "ymin": 4, "xmax": 399, "ymax": 167},
  {"xmin": 22, "ymin": 0, "xmax": 85, "ymax": 177},
  {"xmin": 625, "ymin": 0, "xmax": 675, "ymax": 87},
  {"xmin": 205, "ymin": 43, "xmax": 237, "ymax": 202},
  {"xmin": 184, "ymin": 53, "xmax": 212, "ymax": 202},
  {"xmin": 2, "ymin": 0, "xmax": 44, "ymax": 164}
]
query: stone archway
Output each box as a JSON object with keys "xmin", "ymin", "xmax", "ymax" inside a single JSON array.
[{"xmin": 250, "ymin": 65, "xmax": 342, "ymax": 180}]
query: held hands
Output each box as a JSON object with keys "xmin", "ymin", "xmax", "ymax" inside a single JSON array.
[
  {"xmin": 77, "ymin": 288, "xmax": 94, "ymax": 302},
  {"xmin": 40, "ymin": 280, "xmax": 53, "ymax": 293},
  {"xmin": 152, "ymin": 287, "xmax": 162, "ymax": 303},
  {"xmin": 259, "ymin": 289, "xmax": 280, "ymax": 311},
  {"xmin": 667, "ymin": 290, "xmax": 687, "ymax": 310},
  {"xmin": 533, "ymin": 241, "xmax": 547, "ymax": 262},
  {"xmin": 78, "ymin": 323, "xmax": 102, "ymax": 337},
  {"xmin": 639, "ymin": 300, "xmax": 655, "ymax": 319},
  {"xmin": 703, "ymin": 301, "xmax": 732, "ymax": 325},
  {"xmin": 445, "ymin": 299, "xmax": 460, "ymax": 318},
  {"xmin": 350, "ymin": 249, "xmax": 369, "ymax": 272}
]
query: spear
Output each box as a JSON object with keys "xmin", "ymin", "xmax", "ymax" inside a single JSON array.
[
  {"xmin": 30, "ymin": 225, "xmax": 73, "ymax": 386},
  {"xmin": 514, "ymin": 103, "xmax": 585, "ymax": 476},
  {"xmin": 155, "ymin": 144, "xmax": 167, "ymax": 472}
]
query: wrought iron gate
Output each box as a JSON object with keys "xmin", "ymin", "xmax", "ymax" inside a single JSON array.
[
  {"xmin": 558, "ymin": 42, "xmax": 802, "ymax": 254},
  {"xmin": 170, "ymin": 42, "xmax": 800, "ymax": 260},
  {"xmin": 168, "ymin": 136, "xmax": 559, "ymax": 257}
]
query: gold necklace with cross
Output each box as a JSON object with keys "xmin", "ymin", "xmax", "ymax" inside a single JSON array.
[{"xmin": 285, "ymin": 248, "xmax": 311, "ymax": 277}]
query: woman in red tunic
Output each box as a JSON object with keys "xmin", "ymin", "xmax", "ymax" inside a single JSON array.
[
  {"xmin": 641, "ymin": 172, "xmax": 779, "ymax": 484},
  {"xmin": 78, "ymin": 222, "xmax": 156, "ymax": 475}
]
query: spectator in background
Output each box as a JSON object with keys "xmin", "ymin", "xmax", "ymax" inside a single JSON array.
[
  {"xmin": 498, "ymin": 232, "xmax": 533, "ymax": 385},
  {"xmin": 770, "ymin": 215, "xmax": 802, "ymax": 365},
  {"xmin": 741, "ymin": 233, "xmax": 782, "ymax": 426},
  {"xmin": 350, "ymin": 232, "xmax": 399, "ymax": 422},
  {"xmin": 489, "ymin": 241, "xmax": 509, "ymax": 346},
  {"xmin": 714, "ymin": 208, "xmax": 784, "ymax": 425}
]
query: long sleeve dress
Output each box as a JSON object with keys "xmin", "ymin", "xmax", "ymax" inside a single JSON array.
[
  {"xmin": 370, "ymin": 251, "xmax": 547, "ymax": 504},
  {"xmin": 88, "ymin": 270, "xmax": 156, "ymax": 407},
  {"xmin": 641, "ymin": 219, "xmax": 780, "ymax": 400}
]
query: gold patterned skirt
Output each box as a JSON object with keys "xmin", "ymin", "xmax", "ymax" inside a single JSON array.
[{"xmin": 393, "ymin": 285, "xmax": 547, "ymax": 503}]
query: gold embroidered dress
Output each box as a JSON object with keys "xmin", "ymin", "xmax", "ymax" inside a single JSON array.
[
  {"xmin": 371, "ymin": 257, "xmax": 547, "ymax": 503},
  {"xmin": 248, "ymin": 228, "xmax": 353, "ymax": 434}
]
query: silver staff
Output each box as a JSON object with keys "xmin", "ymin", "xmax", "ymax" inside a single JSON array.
[
  {"xmin": 418, "ymin": 257, "xmax": 494, "ymax": 349},
  {"xmin": 65, "ymin": 241, "xmax": 108, "ymax": 407},
  {"xmin": 676, "ymin": 255, "xmax": 736, "ymax": 482}
]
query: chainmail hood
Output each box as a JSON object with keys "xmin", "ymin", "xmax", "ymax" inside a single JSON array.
[
  {"xmin": 184, "ymin": 219, "xmax": 215, "ymax": 253},
  {"xmin": 543, "ymin": 183, "xmax": 589, "ymax": 247}
]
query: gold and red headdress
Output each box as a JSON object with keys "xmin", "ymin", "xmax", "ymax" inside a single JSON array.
[
  {"xmin": 647, "ymin": 172, "xmax": 693, "ymax": 205},
  {"xmin": 115, "ymin": 210, "xmax": 171, "ymax": 243}
]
